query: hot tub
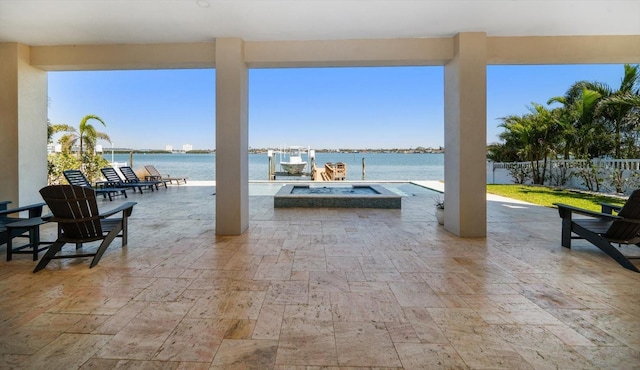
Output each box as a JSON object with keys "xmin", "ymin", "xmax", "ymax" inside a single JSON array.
[{"xmin": 274, "ymin": 184, "xmax": 401, "ymax": 209}]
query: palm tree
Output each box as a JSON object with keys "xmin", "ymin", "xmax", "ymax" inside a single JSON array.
[
  {"xmin": 594, "ymin": 64, "xmax": 640, "ymax": 158},
  {"xmin": 78, "ymin": 115, "xmax": 111, "ymax": 157},
  {"xmin": 498, "ymin": 103, "xmax": 561, "ymax": 184},
  {"xmin": 50, "ymin": 115, "xmax": 111, "ymax": 157},
  {"xmin": 47, "ymin": 115, "xmax": 111, "ymax": 184},
  {"xmin": 553, "ymin": 64, "xmax": 640, "ymax": 158},
  {"xmin": 549, "ymin": 86, "xmax": 606, "ymax": 159},
  {"xmin": 47, "ymin": 122, "xmax": 76, "ymax": 153}
]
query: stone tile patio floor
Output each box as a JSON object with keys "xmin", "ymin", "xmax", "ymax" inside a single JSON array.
[{"xmin": 0, "ymin": 182, "xmax": 639, "ymax": 369}]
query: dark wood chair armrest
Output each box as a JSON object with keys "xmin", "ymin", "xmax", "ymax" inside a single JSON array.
[
  {"xmin": 0, "ymin": 202, "xmax": 46, "ymax": 218},
  {"xmin": 554, "ymin": 203, "xmax": 621, "ymax": 221},
  {"xmin": 599, "ymin": 202, "xmax": 623, "ymax": 214},
  {"xmin": 99, "ymin": 202, "xmax": 137, "ymax": 219},
  {"xmin": 0, "ymin": 200, "xmax": 11, "ymax": 211}
]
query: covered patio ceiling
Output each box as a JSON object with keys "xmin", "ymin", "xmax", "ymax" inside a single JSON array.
[{"xmin": 0, "ymin": 0, "xmax": 638, "ymax": 46}]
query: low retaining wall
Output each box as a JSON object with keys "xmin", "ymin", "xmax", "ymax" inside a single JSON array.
[{"xmin": 274, "ymin": 184, "xmax": 401, "ymax": 208}]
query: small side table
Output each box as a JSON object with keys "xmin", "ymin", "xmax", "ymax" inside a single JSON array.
[{"xmin": 6, "ymin": 218, "xmax": 50, "ymax": 261}]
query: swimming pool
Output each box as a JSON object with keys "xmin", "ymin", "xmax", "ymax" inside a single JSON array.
[{"xmin": 273, "ymin": 184, "xmax": 402, "ymax": 208}]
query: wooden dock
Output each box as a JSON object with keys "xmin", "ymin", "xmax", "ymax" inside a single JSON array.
[
  {"xmin": 312, "ymin": 162, "xmax": 346, "ymax": 181},
  {"xmin": 311, "ymin": 165, "xmax": 329, "ymax": 181}
]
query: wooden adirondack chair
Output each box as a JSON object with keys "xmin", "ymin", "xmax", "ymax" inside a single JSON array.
[
  {"xmin": 33, "ymin": 185, "xmax": 137, "ymax": 272},
  {"xmin": 555, "ymin": 189, "xmax": 640, "ymax": 273}
]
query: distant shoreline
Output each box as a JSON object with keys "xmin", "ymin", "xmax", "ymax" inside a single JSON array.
[
  {"xmin": 107, "ymin": 147, "xmax": 445, "ymax": 155},
  {"xmin": 104, "ymin": 151, "xmax": 445, "ymax": 182}
]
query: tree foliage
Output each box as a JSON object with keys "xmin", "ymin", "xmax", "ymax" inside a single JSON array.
[
  {"xmin": 490, "ymin": 64, "xmax": 640, "ymax": 186},
  {"xmin": 47, "ymin": 115, "xmax": 111, "ymax": 184}
]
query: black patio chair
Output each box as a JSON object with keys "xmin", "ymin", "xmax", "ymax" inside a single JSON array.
[
  {"xmin": 119, "ymin": 166, "xmax": 163, "ymax": 189},
  {"xmin": 63, "ymin": 169, "xmax": 128, "ymax": 201},
  {"xmin": 0, "ymin": 201, "xmax": 47, "ymax": 260},
  {"xmin": 144, "ymin": 165, "xmax": 188, "ymax": 185},
  {"xmin": 33, "ymin": 185, "xmax": 137, "ymax": 272},
  {"xmin": 555, "ymin": 189, "xmax": 640, "ymax": 273},
  {"xmin": 101, "ymin": 167, "xmax": 156, "ymax": 194}
]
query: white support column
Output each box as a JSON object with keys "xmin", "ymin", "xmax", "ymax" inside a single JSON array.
[
  {"xmin": 444, "ymin": 33, "xmax": 487, "ymax": 237},
  {"xmin": 0, "ymin": 43, "xmax": 48, "ymax": 206},
  {"xmin": 215, "ymin": 38, "xmax": 249, "ymax": 235}
]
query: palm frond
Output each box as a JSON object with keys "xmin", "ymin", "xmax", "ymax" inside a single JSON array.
[{"xmin": 96, "ymin": 132, "xmax": 112, "ymax": 143}]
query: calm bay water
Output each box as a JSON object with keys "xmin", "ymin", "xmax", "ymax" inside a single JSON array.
[{"xmin": 104, "ymin": 152, "xmax": 444, "ymax": 181}]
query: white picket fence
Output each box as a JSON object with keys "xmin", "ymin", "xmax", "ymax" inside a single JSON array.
[{"xmin": 487, "ymin": 158, "xmax": 640, "ymax": 195}]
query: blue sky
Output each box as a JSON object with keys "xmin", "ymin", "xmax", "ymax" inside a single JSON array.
[{"xmin": 48, "ymin": 64, "xmax": 628, "ymax": 150}]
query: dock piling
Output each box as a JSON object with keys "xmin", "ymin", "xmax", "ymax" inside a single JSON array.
[{"xmin": 362, "ymin": 157, "xmax": 366, "ymax": 180}]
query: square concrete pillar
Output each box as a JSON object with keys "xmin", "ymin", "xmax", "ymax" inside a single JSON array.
[
  {"xmin": 444, "ymin": 33, "xmax": 487, "ymax": 237},
  {"xmin": 0, "ymin": 43, "xmax": 48, "ymax": 206},
  {"xmin": 215, "ymin": 38, "xmax": 249, "ymax": 235}
]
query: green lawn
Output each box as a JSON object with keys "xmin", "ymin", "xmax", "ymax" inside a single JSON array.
[{"xmin": 486, "ymin": 184, "xmax": 626, "ymax": 212}]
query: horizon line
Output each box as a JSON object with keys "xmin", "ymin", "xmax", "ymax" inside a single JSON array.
[{"xmin": 101, "ymin": 146, "xmax": 446, "ymax": 152}]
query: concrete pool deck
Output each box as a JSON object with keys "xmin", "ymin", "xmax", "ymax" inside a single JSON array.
[
  {"xmin": 167, "ymin": 179, "xmax": 526, "ymax": 206},
  {"xmin": 0, "ymin": 181, "xmax": 638, "ymax": 368}
]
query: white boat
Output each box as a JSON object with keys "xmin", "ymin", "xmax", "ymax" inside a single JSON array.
[{"xmin": 279, "ymin": 146, "xmax": 308, "ymax": 175}]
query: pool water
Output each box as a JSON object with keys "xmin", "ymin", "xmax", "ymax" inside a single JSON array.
[
  {"xmin": 248, "ymin": 182, "xmax": 439, "ymax": 197},
  {"xmin": 291, "ymin": 186, "xmax": 378, "ymax": 195}
]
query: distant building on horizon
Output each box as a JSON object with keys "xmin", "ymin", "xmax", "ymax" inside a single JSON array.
[
  {"xmin": 182, "ymin": 144, "xmax": 193, "ymax": 152},
  {"xmin": 165, "ymin": 145, "xmax": 173, "ymax": 152}
]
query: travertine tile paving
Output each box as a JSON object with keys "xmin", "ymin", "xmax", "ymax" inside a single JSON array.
[{"xmin": 0, "ymin": 183, "xmax": 639, "ymax": 369}]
